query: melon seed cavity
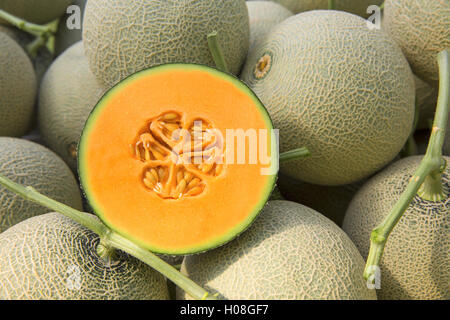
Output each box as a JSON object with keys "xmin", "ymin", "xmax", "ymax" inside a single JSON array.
[{"xmin": 133, "ymin": 111, "xmax": 224, "ymax": 199}]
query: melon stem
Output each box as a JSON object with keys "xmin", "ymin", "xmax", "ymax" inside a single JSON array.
[
  {"xmin": 328, "ymin": 0, "xmax": 336, "ymax": 10},
  {"xmin": 0, "ymin": 9, "xmax": 59, "ymax": 56},
  {"xmin": 279, "ymin": 147, "xmax": 311, "ymax": 163},
  {"xmin": 0, "ymin": 174, "xmax": 218, "ymax": 300},
  {"xmin": 364, "ymin": 49, "xmax": 449, "ymax": 282},
  {"xmin": 207, "ymin": 32, "xmax": 229, "ymax": 73}
]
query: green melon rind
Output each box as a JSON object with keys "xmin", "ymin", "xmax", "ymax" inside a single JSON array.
[
  {"xmin": 78, "ymin": 63, "xmax": 278, "ymax": 255},
  {"xmin": 252, "ymin": 0, "xmax": 383, "ymax": 16},
  {"xmin": 0, "ymin": 0, "xmax": 73, "ymax": 25},
  {"xmin": 343, "ymin": 156, "xmax": 449, "ymax": 300},
  {"xmin": 178, "ymin": 200, "xmax": 377, "ymax": 300},
  {"xmin": 382, "ymin": 0, "xmax": 450, "ymax": 84},
  {"xmin": 39, "ymin": 41, "xmax": 105, "ymax": 171},
  {"xmin": 0, "ymin": 212, "xmax": 170, "ymax": 300},
  {"xmin": 241, "ymin": 10, "xmax": 415, "ymax": 186},
  {"xmin": 0, "ymin": 138, "xmax": 83, "ymax": 233},
  {"xmin": 0, "ymin": 32, "xmax": 37, "ymax": 137},
  {"xmin": 247, "ymin": 1, "xmax": 293, "ymax": 53},
  {"xmin": 83, "ymin": 0, "xmax": 250, "ymax": 87}
]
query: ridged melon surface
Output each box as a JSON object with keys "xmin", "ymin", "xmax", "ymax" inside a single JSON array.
[
  {"xmin": 382, "ymin": 0, "xmax": 450, "ymax": 84},
  {"xmin": 415, "ymin": 75, "xmax": 438, "ymax": 130},
  {"xmin": 247, "ymin": 1, "xmax": 293, "ymax": 52},
  {"xmin": 343, "ymin": 156, "xmax": 449, "ymax": 300},
  {"xmin": 0, "ymin": 138, "xmax": 83, "ymax": 233},
  {"xmin": 178, "ymin": 201, "xmax": 376, "ymax": 300},
  {"xmin": 0, "ymin": 32, "xmax": 37, "ymax": 137},
  {"xmin": 0, "ymin": 213, "xmax": 170, "ymax": 300},
  {"xmin": 252, "ymin": 0, "xmax": 383, "ymax": 16},
  {"xmin": 83, "ymin": 0, "xmax": 249, "ymax": 86},
  {"xmin": 0, "ymin": 0, "xmax": 72, "ymax": 25},
  {"xmin": 39, "ymin": 41, "xmax": 105, "ymax": 171},
  {"xmin": 277, "ymin": 174, "xmax": 364, "ymax": 226},
  {"xmin": 55, "ymin": 0, "xmax": 86, "ymax": 56},
  {"xmin": 241, "ymin": 11, "xmax": 415, "ymax": 186}
]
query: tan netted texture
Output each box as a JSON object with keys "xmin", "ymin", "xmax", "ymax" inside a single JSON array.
[
  {"xmin": 241, "ymin": 11, "xmax": 415, "ymax": 186},
  {"xmin": 0, "ymin": 213, "xmax": 170, "ymax": 300},
  {"xmin": 383, "ymin": 0, "xmax": 450, "ymax": 84},
  {"xmin": 83, "ymin": 0, "xmax": 249, "ymax": 86},
  {"xmin": 0, "ymin": 138, "xmax": 83, "ymax": 232},
  {"xmin": 179, "ymin": 201, "xmax": 377, "ymax": 300},
  {"xmin": 344, "ymin": 156, "xmax": 449, "ymax": 300}
]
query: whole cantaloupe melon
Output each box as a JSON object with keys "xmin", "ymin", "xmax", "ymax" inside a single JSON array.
[
  {"xmin": 0, "ymin": 0, "xmax": 72, "ymax": 25},
  {"xmin": 0, "ymin": 32, "xmax": 37, "ymax": 137},
  {"xmin": 0, "ymin": 138, "xmax": 83, "ymax": 232},
  {"xmin": 247, "ymin": 1, "xmax": 293, "ymax": 52},
  {"xmin": 343, "ymin": 156, "xmax": 449, "ymax": 300},
  {"xmin": 0, "ymin": 213, "xmax": 170, "ymax": 300},
  {"xmin": 178, "ymin": 200, "xmax": 377, "ymax": 300},
  {"xmin": 250, "ymin": 0, "xmax": 383, "ymax": 16},
  {"xmin": 241, "ymin": 11, "xmax": 415, "ymax": 186},
  {"xmin": 39, "ymin": 41, "xmax": 105, "ymax": 171},
  {"xmin": 83, "ymin": 0, "xmax": 249, "ymax": 86},
  {"xmin": 382, "ymin": 0, "xmax": 450, "ymax": 84}
]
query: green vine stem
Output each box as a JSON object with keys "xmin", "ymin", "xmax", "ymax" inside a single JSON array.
[
  {"xmin": 328, "ymin": 0, "xmax": 336, "ymax": 10},
  {"xmin": 207, "ymin": 32, "xmax": 229, "ymax": 73},
  {"xmin": 0, "ymin": 9, "xmax": 59, "ymax": 56},
  {"xmin": 279, "ymin": 147, "xmax": 311, "ymax": 163},
  {"xmin": 0, "ymin": 174, "xmax": 218, "ymax": 300},
  {"xmin": 364, "ymin": 49, "xmax": 449, "ymax": 282}
]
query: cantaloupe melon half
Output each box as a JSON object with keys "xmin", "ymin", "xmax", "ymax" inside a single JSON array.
[{"xmin": 78, "ymin": 64, "xmax": 277, "ymax": 255}]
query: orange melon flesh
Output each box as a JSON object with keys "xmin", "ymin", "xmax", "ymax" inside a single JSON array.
[{"xmin": 78, "ymin": 64, "xmax": 277, "ymax": 255}]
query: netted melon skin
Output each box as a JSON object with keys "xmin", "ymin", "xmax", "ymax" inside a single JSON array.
[
  {"xmin": 383, "ymin": 0, "xmax": 450, "ymax": 84},
  {"xmin": 0, "ymin": 138, "xmax": 83, "ymax": 232},
  {"xmin": 343, "ymin": 156, "xmax": 449, "ymax": 300},
  {"xmin": 83, "ymin": 0, "xmax": 249, "ymax": 87},
  {"xmin": 247, "ymin": 1, "xmax": 293, "ymax": 53},
  {"xmin": 178, "ymin": 201, "xmax": 376, "ymax": 300},
  {"xmin": 0, "ymin": 213, "xmax": 170, "ymax": 300},
  {"xmin": 252, "ymin": 0, "xmax": 382, "ymax": 16},
  {"xmin": 39, "ymin": 42, "xmax": 105, "ymax": 171},
  {"xmin": 0, "ymin": 32, "xmax": 37, "ymax": 137},
  {"xmin": 241, "ymin": 11, "xmax": 415, "ymax": 186},
  {"xmin": 0, "ymin": 0, "xmax": 72, "ymax": 25}
]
